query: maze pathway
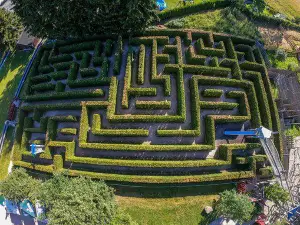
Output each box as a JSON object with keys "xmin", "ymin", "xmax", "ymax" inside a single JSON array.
[{"xmin": 12, "ymin": 29, "xmax": 283, "ymax": 184}]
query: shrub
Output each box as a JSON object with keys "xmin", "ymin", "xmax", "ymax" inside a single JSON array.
[
  {"xmin": 137, "ymin": 44, "xmax": 145, "ymax": 84},
  {"xmin": 59, "ymin": 128, "xmax": 77, "ymax": 135},
  {"xmin": 59, "ymin": 42, "xmax": 96, "ymax": 53},
  {"xmin": 288, "ymin": 62, "xmax": 299, "ymax": 72},
  {"xmin": 31, "ymin": 82, "xmax": 56, "ymax": 92},
  {"xmin": 104, "ymin": 39, "xmax": 113, "ymax": 57},
  {"xmin": 80, "ymin": 68, "xmax": 98, "ymax": 77},
  {"xmin": 25, "ymin": 89, "xmax": 104, "ymax": 101},
  {"xmin": 51, "ymin": 71, "xmax": 68, "ymax": 80},
  {"xmin": 265, "ymin": 183, "xmax": 290, "ymax": 205},
  {"xmin": 53, "ymin": 61, "xmax": 73, "ymax": 71},
  {"xmin": 275, "ymin": 49, "xmax": 287, "ymax": 62},
  {"xmin": 0, "ymin": 168, "xmax": 41, "ymax": 202},
  {"xmin": 202, "ymin": 89, "xmax": 223, "ymax": 97},
  {"xmin": 49, "ymin": 54, "xmax": 73, "ymax": 64},
  {"xmin": 215, "ymin": 190, "xmax": 255, "ymax": 223},
  {"xmin": 55, "ymin": 82, "xmax": 65, "ymax": 92},
  {"xmin": 80, "ymin": 52, "xmax": 91, "ymax": 68}
]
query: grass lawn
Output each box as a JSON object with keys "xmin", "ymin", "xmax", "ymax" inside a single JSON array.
[
  {"xmin": 0, "ymin": 50, "xmax": 32, "ymax": 180},
  {"xmin": 267, "ymin": 51, "xmax": 299, "ymax": 70},
  {"xmin": 0, "ymin": 50, "xmax": 32, "ymax": 130},
  {"xmin": 117, "ymin": 195, "xmax": 218, "ymax": 225},
  {"xmin": 165, "ymin": 8, "xmax": 262, "ymax": 40},
  {"xmin": 164, "ymin": 0, "xmax": 203, "ymax": 10},
  {"xmin": 265, "ymin": 0, "xmax": 300, "ymax": 20},
  {"xmin": 0, "ymin": 128, "xmax": 13, "ymax": 180}
]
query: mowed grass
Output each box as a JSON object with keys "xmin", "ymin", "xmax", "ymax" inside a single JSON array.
[
  {"xmin": 164, "ymin": 0, "xmax": 203, "ymax": 9},
  {"xmin": 0, "ymin": 50, "xmax": 32, "ymax": 131},
  {"xmin": 0, "ymin": 128, "xmax": 13, "ymax": 180},
  {"xmin": 165, "ymin": 8, "xmax": 262, "ymax": 40},
  {"xmin": 0, "ymin": 50, "xmax": 32, "ymax": 180},
  {"xmin": 117, "ymin": 195, "xmax": 218, "ymax": 225},
  {"xmin": 265, "ymin": 0, "xmax": 300, "ymax": 19}
]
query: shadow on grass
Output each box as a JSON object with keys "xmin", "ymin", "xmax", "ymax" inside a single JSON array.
[{"xmin": 112, "ymin": 181, "xmax": 236, "ymax": 198}]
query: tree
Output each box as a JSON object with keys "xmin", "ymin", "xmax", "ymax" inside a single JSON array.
[
  {"xmin": 0, "ymin": 8, "xmax": 23, "ymax": 51},
  {"xmin": 0, "ymin": 168, "xmax": 41, "ymax": 202},
  {"xmin": 11, "ymin": 0, "xmax": 158, "ymax": 39},
  {"xmin": 265, "ymin": 183, "xmax": 290, "ymax": 205},
  {"xmin": 214, "ymin": 189, "xmax": 255, "ymax": 223},
  {"xmin": 36, "ymin": 172, "xmax": 117, "ymax": 225}
]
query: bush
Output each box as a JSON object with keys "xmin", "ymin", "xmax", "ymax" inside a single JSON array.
[
  {"xmin": 265, "ymin": 183, "xmax": 290, "ymax": 205},
  {"xmin": 31, "ymin": 82, "xmax": 56, "ymax": 92},
  {"xmin": 25, "ymin": 89, "xmax": 104, "ymax": 101},
  {"xmin": 53, "ymin": 61, "xmax": 73, "ymax": 71},
  {"xmin": 215, "ymin": 190, "xmax": 255, "ymax": 223},
  {"xmin": 80, "ymin": 68, "xmax": 98, "ymax": 77},
  {"xmin": 0, "ymin": 168, "xmax": 41, "ymax": 202},
  {"xmin": 288, "ymin": 62, "xmax": 299, "ymax": 72},
  {"xmin": 202, "ymin": 89, "xmax": 223, "ymax": 97},
  {"xmin": 275, "ymin": 49, "xmax": 287, "ymax": 62},
  {"xmin": 35, "ymin": 173, "xmax": 117, "ymax": 225},
  {"xmin": 80, "ymin": 52, "xmax": 91, "ymax": 68}
]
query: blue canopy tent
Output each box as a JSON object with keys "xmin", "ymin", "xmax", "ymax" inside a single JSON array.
[
  {"xmin": 156, "ymin": 0, "xmax": 167, "ymax": 11},
  {"xmin": 5, "ymin": 199, "xmax": 20, "ymax": 215},
  {"xmin": 20, "ymin": 199, "xmax": 36, "ymax": 217}
]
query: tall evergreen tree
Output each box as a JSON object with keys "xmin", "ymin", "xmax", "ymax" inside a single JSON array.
[
  {"xmin": 0, "ymin": 8, "xmax": 23, "ymax": 51},
  {"xmin": 11, "ymin": 0, "xmax": 158, "ymax": 39}
]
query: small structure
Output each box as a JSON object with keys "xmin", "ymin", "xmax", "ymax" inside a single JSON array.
[
  {"xmin": 30, "ymin": 144, "xmax": 45, "ymax": 156},
  {"xmin": 156, "ymin": 0, "xmax": 167, "ymax": 11},
  {"xmin": 16, "ymin": 31, "xmax": 41, "ymax": 50}
]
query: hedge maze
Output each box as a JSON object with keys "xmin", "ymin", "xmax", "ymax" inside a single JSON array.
[{"xmin": 13, "ymin": 29, "xmax": 282, "ymax": 184}]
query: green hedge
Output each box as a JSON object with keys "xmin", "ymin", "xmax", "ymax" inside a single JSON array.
[
  {"xmin": 31, "ymin": 74, "xmax": 51, "ymax": 83},
  {"xmin": 202, "ymin": 89, "xmax": 223, "ymax": 97},
  {"xmin": 137, "ymin": 44, "xmax": 145, "ymax": 84},
  {"xmin": 50, "ymin": 71, "xmax": 68, "ymax": 80},
  {"xmin": 80, "ymin": 52, "xmax": 91, "ymax": 68},
  {"xmin": 53, "ymin": 61, "xmax": 73, "ymax": 71},
  {"xmin": 25, "ymin": 89, "xmax": 104, "ymax": 101},
  {"xmin": 104, "ymin": 39, "xmax": 113, "ymax": 57},
  {"xmin": 55, "ymin": 82, "xmax": 65, "ymax": 92},
  {"xmin": 135, "ymin": 100, "xmax": 171, "ymax": 109},
  {"xmin": 49, "ymin": 54, "xmax": 73, "ymax": 64},
  {"xmin": 59, "ymin": 128, "xmax": 77, "ymax": 135},
  {"xmin": 31, "ymin": 83, "xmax": 55, "ymax": 92},
  {"xmin": 59, "ymin": 41, "xmax": 96, "ymax": 53},
  {"xmin": 80, "ymin": 68, "xmax": 98, "ymax": 78}
]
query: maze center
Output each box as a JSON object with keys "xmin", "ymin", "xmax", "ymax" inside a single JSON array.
[{"xmin": 12, "ymin": 29, "xmax": 283, "ymax": 183}]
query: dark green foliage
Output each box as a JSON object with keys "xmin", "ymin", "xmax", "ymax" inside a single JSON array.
[
  {"xmin": 12, "ymin": 0, "xmax": 158, "ymax": 39},
  {"xmin": 55, "ymin": 82, "xmax": 66, "ymax": 92},
  {"xmin": 31, "ymin": 82, "xmax": 56, "ymax": 92},
  {"xmin": 53, "ymin": 62, "xmax": 73, "ymax": 71},
  {"xmin": 36, "ymin": 173, "xmax": 117, "ymax": 225},
  {"xmin": 80, "ymin": 52, "xmax": 91, "ymax": 68},
  {"xmin": 80, "ymin": 68, "xmax": 98, "ymax": 78},
  {"xmin": 0, "ymin": 168, "xmax": 41, "ymax": 202},
  {"xmin": 265, "ymin": 183, "xmax": 290, "ymax": 205},
  {"xmin": 0, "ymin": 9, "xmax": 23, "ymax": 51},
  {"xmin": 49, "ymin": 54, "xmax": 73, "ymax": 64},
  {"xmin": 215, "ymin": 190, "xmax": 255, "ymax": 223},
  {"xmin": 202, "ymin": 89, "xmax": 223, "ymax": 97}
]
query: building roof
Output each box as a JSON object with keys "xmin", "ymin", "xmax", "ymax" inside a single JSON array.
[
  {"xmin": 17, "ymin": 30, "xmax": 40, "ymax": 47},
  {"xmin": 0, "ymin": 0, "xmax": 13, "ymax": 12}
]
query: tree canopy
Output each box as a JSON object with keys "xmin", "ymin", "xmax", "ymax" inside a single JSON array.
[
  {"xmin": 11, "ymin": 0, "xmax": 158, "ymax": 39},
  {"xmin": 0, "ymin": 8, "xmax": 23, "ymax": 51},
  {"xmin": 214, "ymin": 189, "xmax": 255, "ymax": 223},
  {"xmin": 0, "ymin": 168, "xmax": 41, "ymax": 202},
  {"xmin": 0, "ymin": 169, "xmax": 136, "ymax": 225},
  {"xmin": 35, "ymin": 172, "xmax": 117, "ymax": 225},
  {"xmin": 265, "ymin": 183, "xmax": 290, "ymax": 205}
]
